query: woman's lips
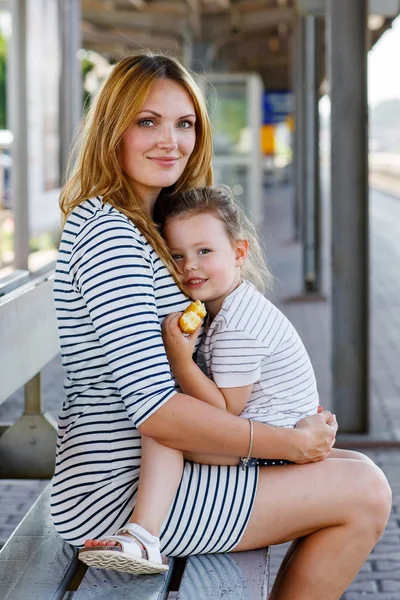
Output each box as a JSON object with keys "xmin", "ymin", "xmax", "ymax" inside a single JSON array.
[{"xmin": 148, "ymin": 157, "xmax": 179, "ymax": 167}]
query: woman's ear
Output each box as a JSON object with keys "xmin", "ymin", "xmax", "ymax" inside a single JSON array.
[{"xmin": 235, "ymin": 239, "xmax": 249, "ymax": 266}]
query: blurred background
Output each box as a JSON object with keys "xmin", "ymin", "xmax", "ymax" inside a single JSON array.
[{"xmin": 1, "ymin": 2, "xmax": 400, "ymax": 596}]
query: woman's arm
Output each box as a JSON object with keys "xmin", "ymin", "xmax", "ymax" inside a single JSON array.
[
  {"xmin": 159, "ymin": 312, "xmax": 337, "ymax": 462},
  {"xmin": 139, "ymin": 392, "xmax": 337, "ymax": 464}
]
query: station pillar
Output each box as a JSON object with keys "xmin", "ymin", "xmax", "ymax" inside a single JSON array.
[
  {"xmin": 10, "ymin": 0, "xmax": 29, "ymax": 270},
  {"xmin": 302, "ymin": 15, "xmax": 321, "ymax": 293},
  {"xmin": 329, "ymin": 0, "xmax": 369, "ymax": 433},
  {"xmin": 59, "ymin": 0, "xmax": 82, "ymax": 177},
  {"xmin": 292, "ymin": 16, "xmax": 305, "ymax": 243}
]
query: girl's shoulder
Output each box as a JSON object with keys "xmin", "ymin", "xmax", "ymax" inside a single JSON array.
[{"xmin": 215, "ymin": 280, "xmax": 287, "ymax": 338}]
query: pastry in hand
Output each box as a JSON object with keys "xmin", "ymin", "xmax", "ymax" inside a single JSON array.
[{"xmin": 179, "ymin": 300, "xmax": 207, "ymax": 334}]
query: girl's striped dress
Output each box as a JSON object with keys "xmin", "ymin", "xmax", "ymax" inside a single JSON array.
[{"xmin": 51, "ymin": 197, "xmax": 258, "ymax": 554}]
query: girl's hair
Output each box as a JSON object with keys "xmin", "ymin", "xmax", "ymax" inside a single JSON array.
[
  {"xmin": 156, "ymin": 185, "xmax": 273, "ymax": 294},
  {"xmin": 60, "ymin": 51, "xmax": 213, "ymax": 288}
]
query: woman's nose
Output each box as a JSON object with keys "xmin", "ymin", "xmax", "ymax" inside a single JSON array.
[{"xmin": 157, "ymin": 126, "xmax": 178, "ymax": 151}]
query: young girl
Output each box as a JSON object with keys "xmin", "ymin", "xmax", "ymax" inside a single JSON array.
[{"xmin": 86, "ymin": 184, "xmax": 321, "ymax": 574}]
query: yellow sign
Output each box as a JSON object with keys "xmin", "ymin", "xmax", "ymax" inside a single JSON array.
[{"xmin": 261, "ymin": 125, "xmax": 275, "ymax": 155}]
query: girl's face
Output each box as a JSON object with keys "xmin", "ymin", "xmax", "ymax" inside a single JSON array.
[
  {"xmin": 164, "ymin": 212, "xmax": 248, "ymax": 318},
  {"xmin": 119, "ymin": 79, "xmax": 197, "ymax": 213}
]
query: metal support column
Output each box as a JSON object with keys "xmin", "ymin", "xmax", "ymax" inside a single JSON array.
[
  {"xmin": 329, "ymin": 0, "xmax": 369, "ymax": 433},
  {"xmin": 302, "ymin": 15, "xmax": 321, "ymax": 293},
  {"xmin": 59, "ymin": 0, "xmax": 82, "ymax": 178},
  {"xmin": 293, "ymin": 16, "xmax": 305, "ymax": 242},
  {"xmin": 0, "ymin": 372, "xmax": 58, "ymax": 479},
  {"xmin": 10, "ymin": 0, "xmax": 29, "ymax": 270}
]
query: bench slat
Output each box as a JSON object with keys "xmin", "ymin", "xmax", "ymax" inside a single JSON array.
[
  {"xmin": 75, "ymin": 560, "xmax": 175, "ymax": 599},
  {"xmin": 0, "ymin": 485, "xmax": 79, "ymax": 600},
  {"xmin": 177, "ymin": 549, "xmax": 270, "ymax": 600}
]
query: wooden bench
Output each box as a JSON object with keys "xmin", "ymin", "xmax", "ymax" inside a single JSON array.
[{"xmin": 0, "ymin": 271, "xmax": 271, "ymax": 599}]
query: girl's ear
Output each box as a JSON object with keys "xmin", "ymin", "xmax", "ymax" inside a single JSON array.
[{"xmin": 235, "ymin": 239, "xmax": 249, "ymax": 266}]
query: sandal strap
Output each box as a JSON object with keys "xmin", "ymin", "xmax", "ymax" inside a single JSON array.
[
  {"xmin": 100, "ymin": 535, "xmax": 147, "ymax": 560},
  {"xmin": 115, "ymin": 523, "xmax": 163, "ymax": 565}
]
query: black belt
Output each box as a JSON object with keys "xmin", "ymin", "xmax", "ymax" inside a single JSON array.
[{"xmin": 240, "ymin": 457, "xmax": 293, "ymax": 468}]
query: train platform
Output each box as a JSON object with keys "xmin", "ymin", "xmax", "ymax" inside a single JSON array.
[{"xmin": 1, "ymin": 183, "xmax": 400, "ymax": 598}]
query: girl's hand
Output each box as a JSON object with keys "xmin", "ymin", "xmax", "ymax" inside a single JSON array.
[
  {"xmin": 162, "ymin": 313, "xmax": 201, "ymax": 370},
  {"xmin": 292, "ymin": 411, "xmax": 338, "ymax": 464}
]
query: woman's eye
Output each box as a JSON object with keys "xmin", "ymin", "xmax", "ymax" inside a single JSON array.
[
  {"xmin": 199, "ymin": 249, "xmax": 210, "ymax": 255},
  {"xmin": 138, "ymin": 119, "xmax": 155, "ymax": 127},
  {"xmin": 178, "ymin": 120, "xmax": 193, "ymax": 129}
]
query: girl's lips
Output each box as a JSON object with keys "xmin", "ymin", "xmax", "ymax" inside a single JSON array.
[{"xmin": 186, "ymin": 279, "xmax": 207, "ymax": 289}]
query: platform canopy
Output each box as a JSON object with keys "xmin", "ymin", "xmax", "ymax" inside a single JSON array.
[{"xmin": 82, "ymin": 0, "xmax": 400, "ymax": 88}]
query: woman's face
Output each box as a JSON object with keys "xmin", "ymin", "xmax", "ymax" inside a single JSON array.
[{"xmin": 119, "ymin": 79, "xmax": 197, "ymax": 211}]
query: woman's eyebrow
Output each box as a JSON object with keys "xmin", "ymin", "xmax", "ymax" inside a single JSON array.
[{"xmin": 137, "ymin": 109, "xmax": 196, "ymax": 119}]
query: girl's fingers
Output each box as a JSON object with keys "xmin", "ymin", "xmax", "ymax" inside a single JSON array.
[
  {"xmin": 188, "ymin": 323, "xmax": 202, "ymax": 343},
  {"xmin": 163, "ymin": 312, "xmax": 181, "ymax": 329}
]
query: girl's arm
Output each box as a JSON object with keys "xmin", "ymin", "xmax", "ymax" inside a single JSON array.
[
  {"xmin": 162, "ymin": 313, "xmax": 252, "ymax": 414},
  {"xmin": 172, "ymin": 355, "xmax": 253, "ymax": 415}
]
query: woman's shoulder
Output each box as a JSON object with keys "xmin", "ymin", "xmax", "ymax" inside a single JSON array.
[{"xmin": 63, "ymin": 197, "xmax": 147, "ymax": 247}]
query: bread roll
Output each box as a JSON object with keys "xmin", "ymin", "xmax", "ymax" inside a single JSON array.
[{"xmin": 179, "ymin": 300, "xmax": 207, "ymax": 334}]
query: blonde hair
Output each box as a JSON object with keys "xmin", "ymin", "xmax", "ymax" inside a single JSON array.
[
  {"xmin": 156, "ymin": 185, "xmax": 273, "ymax": 294},
  {"xmin": 60, "ymin": 51, "xmax": 213, "ymax": 288}
]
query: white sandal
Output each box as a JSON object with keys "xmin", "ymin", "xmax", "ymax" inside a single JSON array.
[{"xmin": 78, "ymin": 523, "xmax": 169, "ymax": 575}]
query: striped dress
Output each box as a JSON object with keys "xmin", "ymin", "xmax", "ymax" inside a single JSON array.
[
  {"xmin": 51, "ymin": 197, "xmax": 258, "ymax": 553},
  {"xmin": 197, "ymin": 280, "xmax": 319, "ymax": 428}
]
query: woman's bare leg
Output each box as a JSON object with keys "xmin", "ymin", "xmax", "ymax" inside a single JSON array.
[
  {"xmin": 233, "ymin": 458, "xmax": 391, "ymax": 600},
  {"xmin": 85, "ymin": 436, "xmax": 183, "ymax": 546},
  {"xmin": 269, "ymin": 448, "xmax": 376, "ymax": 594}
]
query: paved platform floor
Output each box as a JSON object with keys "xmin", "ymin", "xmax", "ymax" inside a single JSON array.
[{"xmin": 1, "ymin": 184, "xmax": 400, "ymax": 598}]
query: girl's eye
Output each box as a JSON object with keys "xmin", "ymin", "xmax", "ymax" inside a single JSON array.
[
  {"xmin": 199, "ymin": 249, "xmax": 210, "ymax": 255},
  {"xmin": 138, "ymin": 119, "xmax": 155, "ymax": 127},
  {"xmin": 172, "ymin": 254, "xmax": 183, "ymax": 261},
  {"xmin": 178, "ymin": 120, "xmax": 194, "ymax": 129}
]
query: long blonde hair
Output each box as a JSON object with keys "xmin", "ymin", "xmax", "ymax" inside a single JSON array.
[
  {"xmin": 156, "ymin": 185, "xmax": 273, "ymax": 294},
  {"xmin": 60, "ymin": 51, "xmax": 213, "ymax": 287}
]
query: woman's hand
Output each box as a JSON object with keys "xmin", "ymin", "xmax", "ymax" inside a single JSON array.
[
  {"xmin": 291, "ymin": 411, "xmax": 338, "ymax": 464},
  {"xmin": 162, "ymin": 312, "xmax": 201, "ymax": 371}
]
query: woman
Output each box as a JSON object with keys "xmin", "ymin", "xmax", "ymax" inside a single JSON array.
[{"xmin": 52, "ymin": 51, "xmax": 391, "ymax": 600}]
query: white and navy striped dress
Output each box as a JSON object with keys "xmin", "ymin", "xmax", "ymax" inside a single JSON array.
[
  {"xmin": 197, "ymin": 280, "xmax": 319, "ymax": 428},
  {"xmin": 51, "ymin": 197, "xmax": 258, "ymax": 553}
]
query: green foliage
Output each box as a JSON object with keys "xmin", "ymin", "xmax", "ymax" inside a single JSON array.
[
  {"xmin": 0, "ymin": 31, "xmax": 7, "ymax": 129},
  {"xmin": 81, "ymin": 56, "xmax": 95, "ymax": 112}
]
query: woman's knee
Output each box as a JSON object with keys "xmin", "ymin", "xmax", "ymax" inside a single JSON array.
[{"xmin": 350, "ymin": 463, "xmax": 392, "ymax": 536}]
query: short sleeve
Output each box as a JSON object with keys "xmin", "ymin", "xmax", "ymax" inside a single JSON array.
[
  {"xmin": 68, "ymin": 212, "xmax": 177, "ymax": 427},
  {"xmin": 210, "ymin": 329, "xmax": 266, "ymax": 388}
]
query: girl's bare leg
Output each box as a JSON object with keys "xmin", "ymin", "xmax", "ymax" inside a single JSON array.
[
  {"xmin": 129, "ymin": 435, "xmax": 184, "ymax": 535},
  {"xmin": 85, "ymin": 436, "xmax": 183, "ymax": 546},
  {"xmin": 233, "ymin": 458, "xmax": 391, "ymax": 600}
]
